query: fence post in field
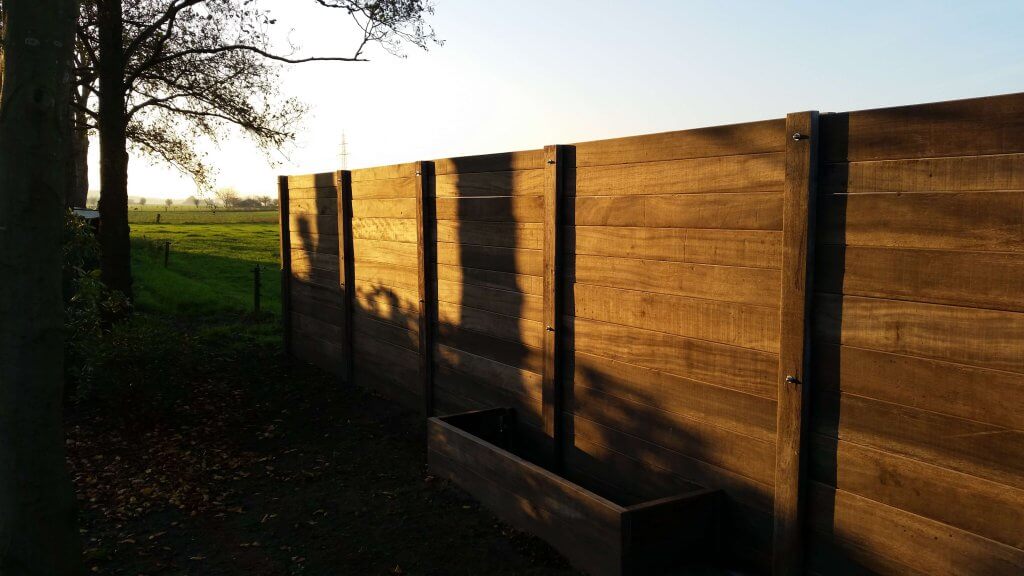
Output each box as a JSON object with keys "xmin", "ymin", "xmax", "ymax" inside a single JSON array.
[
  {"xmin": 773, "ymin": 111, "xmax": 820, "ymax": 576},
  {"xmin": 542, "ymin": 144, "xmax": 570, "ymax": 471},
  {"xmin": 415, "ymin": 161, "xmax": 437, "ymax": 417},
  {"xmin": 335, "ymin": 170, "xmax": 355, "ymax": 384},
  {"xmin": 253, "ymin": 264, "xmax": 261, "ymax": 316},
  {"xmin": 277, "ymin": 175, "xmax": 293, "ymax": 359}
]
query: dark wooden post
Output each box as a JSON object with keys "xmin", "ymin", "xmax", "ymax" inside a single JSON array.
[
  {"xmin": 415, "ymin": 161, "xmax": 437, "ymax": 417},
  {"xmin": 773, "ymin": 111, "xmax": 820, "ymax": 576},
  {"xmin": 277, "ymin": 175, "xmax": 293, "ymax": 358},
  {"xmin": 336, "ymin": 170, "xmax": 356, "ymax": 384},
  {"xmin": 542, "ymin": 144, "xmax": 568, "ymax": 469}
]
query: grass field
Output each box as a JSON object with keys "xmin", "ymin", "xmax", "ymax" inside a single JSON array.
[
  {"xmin": 131, "ymin": 222, "xmax": 281, "ymax": 320},
  {"xmin": 128, "ymin": 209, "xmax": 278, "ymax": 224}
]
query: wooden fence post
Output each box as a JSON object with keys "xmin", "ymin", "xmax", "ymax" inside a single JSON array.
[
  {"xmin": 542, "ymin": 144, "xmax": 568, "ymax": 469},
  {"xmin": 415, "ymin": 161, "xmax": 437, "ymax": 417},
  {"xmin": 335, "ymin": 170, "xmax": 356, "ymax": 384},
  {"xmin": 773, "ymin": 111, "xmax": 820, "ymax": 576},
  {"xmin": 277, "ymin": 175, "xmax": 292, "ymax": 358}
]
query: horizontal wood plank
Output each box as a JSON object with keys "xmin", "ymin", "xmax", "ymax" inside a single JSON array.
[
  {"xmin": 821, "ymin": 153, "xmax": 1024, "ymax": 194},
  {"xmin": 820, "ymin": 92, "xmax": 1024, "ymax": 162},
  {"xmin": 570, "ymin": 350, "xmax": 777, "ymax": 442},
  {"xmin": 570, "ymin": 254, "xmax": 780, "ymax": 307},
  {"xmin": 435, "ymin": 196, "xmax": 544, "ymax": 223},
  {"xmin": 567, "ymin": 226, "xmax": 782, "ymax": 269},
  {"xmin": 569, "ymin": 317, "xmax": 777, "ymax": 399},
  {"xmin": 433, "ymin": 150, "xmax": 545, "ymax": 175},
  {"xmin": 812, "ymin": 391, "xmax": 1024, "ymax": 490},
  {"xmin": 805, "ymin": 482, "xmax": 1024, "ymax": 575},
  {"xmin": 810, "ymin": 435, "xmax": 1024, "ymax": 549},
  {"xmin": 817, "ymin": 191, "xmax": 1024, "ymax": 251},
  {"xmin": 435, "ymin": 263, "xmax": 543, "ymax": 295},
  {"xmin": 434, "ymin": 343, "xmax": 542, "ymax": 400},
  {"xmin": 569, "ymin": 193, "xmax": 783, "ymax": 229},
  {"xmin": 812, "ymin": 343, "xmax": 1024, "ymax": 430},
  {"xmin": 574, "ymin": 119, "xmax": 785, "ymax": 167},
  {"xmin": 436, "ymin": 300, "xmax": 543, "ymax": 349},
  {"xmin": 435, "ymin": 278, "xmax": 542, "ymax": 321},
  {"xmin": 814, "ymin": 293, "xmax": 1024, "ymax": 373},
  {"xmin": 436, "ymin": 242, "xmax": 543, "ymax": 276},
  {"xmin": 351, "ymin": 217, "xmax": 418, "ymax": 243},
  {"xmin": 434, "ymin": 169, "xmax": 544, "ymax": 197},
  {"xmin": 816, "ymin": 244, "xmax": 1024, "ymax": 312},
  {"xmin": 435, "ymin": 220, "xmax": 543, "ymax": 249},
  {"xmin": 569, "ymin": 282, "xmax": 780, "ymax": 353},
  {"xmin": 575, "ymin": 152, "xmax": 783, "ymax": 196}
]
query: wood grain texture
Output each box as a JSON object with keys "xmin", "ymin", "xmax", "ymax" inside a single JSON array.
[
  {"xmin": 568, "ymin": 193, "xmax": 783, "ymax": 229},
  {"xmin": 569, "ymin": 317, "xmax": 777, "ymax": 399},
  {"xmin": 812, "ymin": 391, "xmax": 1024, "ymax": 491},
  {"xmin": 289, "ymin": 197, "xmax": 338, "ymax": 215},
  {"xmin": 435, "ymin": 278, "xmax": 543, "ymax": 321},
  {"xmin": 812, "ymin": 343, "xmax": 1024, "ymax": 430},
  {"xmin": 570, "ymin": 254, "xmax": 780, "ymax": 307},
  {"xmin": 352, "ymin": 238, "xmax": 418, "ymax": 267},
  {"xmin": 810, "ymin": 435, "xmax": 1024, "ymax": 549},
  {"xmin": 773, "ymin": 111, "xmax": 818, "ymax": 576},
  {"xmin": 820, "ymin": 153, "xmax": 1024, "ymax": 194},
  {"xmin": 435, "ymin": 220, "xmax": 543, "ymax": 249},
  {"xmin": 433, "ymin": 150, "xmax": 544, "ymax": 175},
  {"xmin": 351, "ymin": 176, "xmax": 415, "ymax": 199},
  {"xmin": 288, "ymin": 214, "xmax": 337, "ymax": 236},
  {"xmin": 434, "ymin": 343, "xmax": 542, "ymax": 400},
  {"xmin": 817, "ymin": 190, "xmax": 1024, "ymax": 251},
  {"xmin": 435, "ymin": 263, "xmax": 543, "ymax": 295},
  {"xmin": 815, "ymin": 244, "xmax": 1024, "ymax": 312},
  {"xmin": 806, "ymin": 482, "xmax": 1024, "ymax": 575},
  {"xmin": 351, "ymin": 217, "xmax": 418, "ymax": 243},
  {"xmin": 286, "ymin": 172, "xmax": 336, "ymax": 189},
  {"xmin": 351, "ymin": 198, "xmax": 417, "ymax": 219},
  {"xmin": 350, "ymin": 162, "xmax": 417, "ymax": 182},
  {"xmin": 435, "ymin": 242, "xmax": 543, "ymax": 276},
  {"xmin": 820, "ymin": 92, "xmax": 1024, "ymax": 162},
  {"xmin": 569, "ymin": 282, "xmax": 780, "ymax": 353},
  {"xmin": 434, "ymin": 169, "xmax": 544, "ymax": 197},
  {"xmin": 434, "ymin": 196, "xmax": 544, "ymax": 223},
  {"xmin": 570, "ymin": 351, "xmax": 777, "ymax": 442},
  {"xmin": 575, "ymin": 152, "xmax": 783, "ymax": 196},
  {"xmin": 814, "ymin": 293, "xmax": 1024, "ymax": 373},
  {"xmin": 436, "ymin": 300, "xmax": 543, "ymax": 349},
  {"xmin": 567, "ymin": 226, "xmax": 782, "ymax": 268},
  {"xmin": 573, "ymin": 119, "xmax": 785, "ymax": 167}
]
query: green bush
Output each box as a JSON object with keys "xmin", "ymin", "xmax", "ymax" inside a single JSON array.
[{"xmin": 63, "ymin": 211, "xmax": 130, "ymax": 393}]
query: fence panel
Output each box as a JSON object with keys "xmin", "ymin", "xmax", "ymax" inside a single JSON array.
[
  {"xmin": 280, "ymin": 91, "xmax": 1024, "ymax": 575},
  {"xmin": 805, "ymin": 92, "xmax": 1024, "ymax": 575},
  {"xmin": 281, "ymin": 172, "xmax": 346, "ymax": 375}
]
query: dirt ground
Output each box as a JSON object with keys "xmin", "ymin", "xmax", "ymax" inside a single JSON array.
[{"xmin": 66, "ymin": 317, "xmax": 580, "ymax": 576}]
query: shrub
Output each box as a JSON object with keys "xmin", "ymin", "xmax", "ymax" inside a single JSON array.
[{"xmin": 63, "ymin": 210, "xmax": 130, "ymax": 393}]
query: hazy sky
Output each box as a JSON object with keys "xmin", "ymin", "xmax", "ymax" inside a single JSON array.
[{"xmin": 93, "ymin": 0, "xmax": 1024, "ymax": 200}]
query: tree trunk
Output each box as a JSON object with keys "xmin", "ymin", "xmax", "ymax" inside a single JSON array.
[
  {"xmin": 0, "ymin": 1, "xmax": 83, "ymax": 574},
  {"xmin": 65, "ymin": 84, "xmax": 91, "ymax": 208},
  {"xmin": 97, "ymin": 0, "xmax": 132, "ymax": 298}
]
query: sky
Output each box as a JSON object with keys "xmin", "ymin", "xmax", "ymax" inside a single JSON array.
[{"xmin": 91, "ymin": 0, "xmax": 1024, "ymax": 200}]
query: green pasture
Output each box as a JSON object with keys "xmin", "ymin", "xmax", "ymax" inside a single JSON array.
[
  {"xmin": 130, "ymin": 223, "xmax": 281, "ymax": 322},
  {"xmin": 128, "ymin": 209, "xmax": 278, "ymax": 224}
]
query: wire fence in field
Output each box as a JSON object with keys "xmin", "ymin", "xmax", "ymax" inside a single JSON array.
[{"xmin": 127, "ymin": 209, "xmax": 278, "ymax": 224}]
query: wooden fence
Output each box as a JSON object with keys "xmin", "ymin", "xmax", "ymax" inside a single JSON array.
[{"xmin": 279, "ymin": 91, "xmax": 1024, "ymax": 575}]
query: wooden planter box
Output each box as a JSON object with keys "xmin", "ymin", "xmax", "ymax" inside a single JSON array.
[{"xmin": 427, "ymin": 408, "xmax": 722, "ymax": 576}]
